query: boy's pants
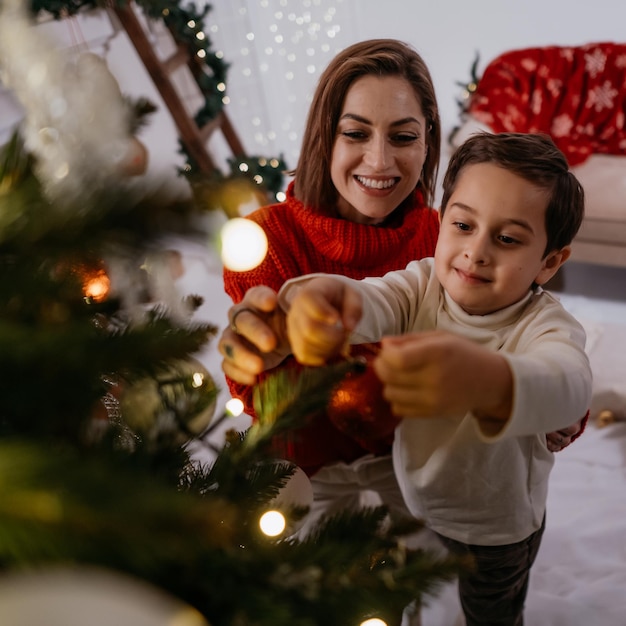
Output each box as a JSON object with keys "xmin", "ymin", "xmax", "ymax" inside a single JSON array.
[
  {"xmin": 298, "ymin": 454, "xmax": 436, "ymax": 547},
  {"xmin": 435, "ymin": 515, "xmax": 546, "ymax": 626}
]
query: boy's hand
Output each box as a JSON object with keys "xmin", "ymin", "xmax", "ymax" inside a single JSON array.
[
  {"xmin": 286, "ymin": 277, "xmax": 362, "ymax": 366},
  {"xmin": 373, "ymin": 331, "xmax": 512, "ymax": 423}
]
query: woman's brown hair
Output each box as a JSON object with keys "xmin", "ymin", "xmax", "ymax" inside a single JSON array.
[{"xmin": 294, "ymin": 39, "xmax": 441, "ymax": 211}]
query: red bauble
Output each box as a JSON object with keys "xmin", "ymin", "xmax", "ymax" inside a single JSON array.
[{"xmin": 327, "ymin": 350, "xmax": 400, "ymax": 444}]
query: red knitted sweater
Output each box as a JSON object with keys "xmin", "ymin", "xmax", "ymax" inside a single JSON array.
[{"xmin": 223, "ymin": 182, "xmax": 439, "ymax": 475}]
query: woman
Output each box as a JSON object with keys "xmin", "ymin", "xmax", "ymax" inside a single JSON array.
[{"xmin": 219, "ymin": 39, "xmax": 440, "ymax": 534}]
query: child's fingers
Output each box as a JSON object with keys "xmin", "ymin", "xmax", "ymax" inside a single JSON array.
[{"xmin": 287, "ymin": 293, "xmax": 346, "ymax": 365}]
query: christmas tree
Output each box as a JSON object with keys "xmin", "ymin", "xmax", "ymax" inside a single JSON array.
[{"xmin": 0, "ymin": 2, "xmax": 464, "ymax": 624}]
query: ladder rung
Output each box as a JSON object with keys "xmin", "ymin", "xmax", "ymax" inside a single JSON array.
[{"xmin": 162, "ymin": 45, "xmax": 189, "ymax": 75}]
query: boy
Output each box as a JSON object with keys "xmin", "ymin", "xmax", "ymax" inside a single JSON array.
[{"xmin": 279, "ymin": 132, "xmax": 592, "ymax": 625}]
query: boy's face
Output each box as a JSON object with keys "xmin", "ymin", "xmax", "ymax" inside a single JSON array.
[{"xmin": 435, "ymin": 162, "xmax": 567, "ymax": 315}]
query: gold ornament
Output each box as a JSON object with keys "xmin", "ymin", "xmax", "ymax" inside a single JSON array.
[{"xmin": 119, "ymin": 358, "xmax": 217, "ymax": 441}]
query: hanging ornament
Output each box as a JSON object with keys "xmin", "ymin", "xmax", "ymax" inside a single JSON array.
[
  {"xmin": 117, "ymin": 136, "xmax": 149, "ymax": 177},
  {"xmin": 0, "ymin": 1, "xmax": 144, "ymax": 206},
  {"xmin": 326, "ymin": 347, "xmax": 400, "ymax": 445},
  {"xmin": 119, "ymin": 358, "xmax": 217, "ymax": 443}
]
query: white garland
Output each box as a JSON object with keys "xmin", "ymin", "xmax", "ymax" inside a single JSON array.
[{"xmin": 0, "ymin": 0, "xmax": 133, "ymax": 207}]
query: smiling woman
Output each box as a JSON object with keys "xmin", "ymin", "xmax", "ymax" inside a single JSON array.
[{"xmin": 218, "ymin": 38, "xmax": 442, "ymax": 626}]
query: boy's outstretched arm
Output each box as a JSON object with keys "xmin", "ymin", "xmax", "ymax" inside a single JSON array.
[{"xmin": 374, "ymin": 332, "xmax": 514, "ymax": 433}]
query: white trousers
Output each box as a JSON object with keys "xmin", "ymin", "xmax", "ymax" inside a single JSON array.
[{"xmin": 296, "ymin": 454, "xmax": 441, "ymax": 626}]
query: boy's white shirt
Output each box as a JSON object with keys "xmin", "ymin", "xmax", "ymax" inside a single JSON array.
[{"xmin": 279, "ymin": 257, "xmax": 592, "ymax": 545}]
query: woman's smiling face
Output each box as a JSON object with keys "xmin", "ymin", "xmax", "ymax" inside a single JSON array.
[{"xmin": 330, "ymin": 75, "xmax": 428, "ymax": 224}]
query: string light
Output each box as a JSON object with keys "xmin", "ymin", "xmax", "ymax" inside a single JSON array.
[
  {"xmin": 83, "ymin": 268, "xmax": 111, "ymax": 303},
  {"xmin": 259, "ymin": 510, "xmax": 286, "ymax": 537},
  {"xmin": 208, "ymin": 1, "xmax": 349, "ymax": 171},
  {"xmin": 220, "ymin": 218, "xmax": 268, "ymax": 271},
  {"xmin": 225, "ymin": 397, "xmax": 244, "ymax": 416},
  {"xmin": 191, "ymin": 371, "xmax": 205, "ymax": 388}
]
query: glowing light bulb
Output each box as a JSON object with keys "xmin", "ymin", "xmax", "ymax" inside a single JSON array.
[
  {"xmin": 191, "ymin": 372, "xmax": 204, "ymax": 388},
  {"xmin": 225, "ymin": 398, "xmax": 244, "ymax": 416},
  {"xmin": 360, "ymin": 619, "xmax": 388, "ymax": 626},
  {"xmin": 259, "ymin": 510, "xmax": 286, "ymax": 536},
  {"xmin": 83, "ymin": 268, "xmax": 111, "ymax": 302},
  {"xmin": 220, "ymin": 218, "xmax": 268, "ymax": 271}
]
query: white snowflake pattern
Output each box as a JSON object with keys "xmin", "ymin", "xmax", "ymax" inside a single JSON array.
[
  {"xmin": 585, "ymin": 80, "xmax": 618, "ymax": 112},
  {"xmin": 521, "ymin": 57, "xmax": 537, "ymax": 72},
  {"xmin": 560, "ymin": 48, "xmax": 575, "ymax": 63},
  {"xmin": 576, "ymin": 123, "xmax": 595, "ymax": 137},
  {"xmin": 530, "ymin": 91, "xmax": 543, "ymax": 116},
  {"xmin": 615, "ymin": 53, "xmax": 626, "ymax": 69},
  {"xmin": 538, "ymin": 64, "xmax": 551, "ymax": 79},
  {"xmin": 545, "ymin": 77, "xmax": 563, "ymax": 98},
  {"xmin": 551, "ymin": 114, "xmax": 574, "ymax": 138},
  {"xmin": 585, "ymin": 48, "xmax": 607, "ymax": 78},
  {"xmin": 502, "ymin": 104, "xmax": 526, "ymax": 130}
]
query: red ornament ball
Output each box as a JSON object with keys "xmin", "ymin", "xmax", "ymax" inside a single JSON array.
[{"xmin": 327, "ymin": 350, "xmax": 400, "ymax": 444}]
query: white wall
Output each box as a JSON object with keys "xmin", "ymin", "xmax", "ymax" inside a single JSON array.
[{"xmin": 3, "ymin": 0, "xmax": 626, "ymax": 296}]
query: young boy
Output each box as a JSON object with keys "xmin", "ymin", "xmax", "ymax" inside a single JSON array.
[{"xmin": 279, "ymin": 132, "xmax": 592, "ymax": 625}]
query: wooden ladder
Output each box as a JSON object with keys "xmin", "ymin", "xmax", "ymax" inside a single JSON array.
[{"xmin": 110, "ymin": 1, "xmax": 245, "ymax": 176}]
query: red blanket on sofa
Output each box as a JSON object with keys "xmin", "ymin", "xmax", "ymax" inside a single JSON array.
[{"xmin": 467, "ymin": 42, "xmax": 626, "ymax": 165}]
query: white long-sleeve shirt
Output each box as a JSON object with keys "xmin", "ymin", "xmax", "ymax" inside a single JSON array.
[{"xmin": 280, "ymin": 258, "xmax": 592, "ymax": 545}]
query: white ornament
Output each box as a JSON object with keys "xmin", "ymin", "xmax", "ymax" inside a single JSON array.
[
  {"xmin": 0, "ymin": 0, "xmax": 133, "ymax": 206},
  {"xmin": 0, "ymin": 566, "xmax": 209, "ymax": 626}
]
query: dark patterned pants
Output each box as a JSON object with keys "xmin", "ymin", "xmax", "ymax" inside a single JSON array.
[{"xmin": 435, "ymin": 516, "xmax": 545, "ymax": 626}]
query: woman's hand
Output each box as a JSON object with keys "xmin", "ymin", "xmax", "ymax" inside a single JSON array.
[{"xmin": 219, "ymin": 286, "xmax": 290, "ymax": 385}]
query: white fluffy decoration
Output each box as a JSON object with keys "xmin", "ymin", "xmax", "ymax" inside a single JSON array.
[
  {"xmin": 0, "ymin": 0, "xmax": 132, "ymax": 205},
  {"xmin": 0, "ymin": 566, "xmax": 209, "ymax": 626}
]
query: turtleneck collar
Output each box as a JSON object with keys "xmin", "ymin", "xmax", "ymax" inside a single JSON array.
[{"xmin": 284, "ymin": 182, "xmax": 429, "ymax": 271}]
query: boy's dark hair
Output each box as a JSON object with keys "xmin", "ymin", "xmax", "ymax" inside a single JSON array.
[{"xmin": 441, "ymin": 132, "xmax": 585, "ymax": 256}]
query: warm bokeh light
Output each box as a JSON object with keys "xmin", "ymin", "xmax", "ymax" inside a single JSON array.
[
  {"xmin": 225, "ymin": 397, "xmax": 244, "ymax": 416},
  {"xmin": 259, "ymin": 510, "xmax": 286, "ymax": 537},
  {"xmin": 191, "ymin": 371, "xmax": 205, "ymax": 388},
  {"xmin": 220, "ymin": 218, "xmax": 268, "ymax": 271},
  {"xmin": 360, "ymin": 619, "xmax": 388, "ymax": 626},
  {"xmin": 83, "ymin": 268, "xmax": 111, "ymax": 302}
]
